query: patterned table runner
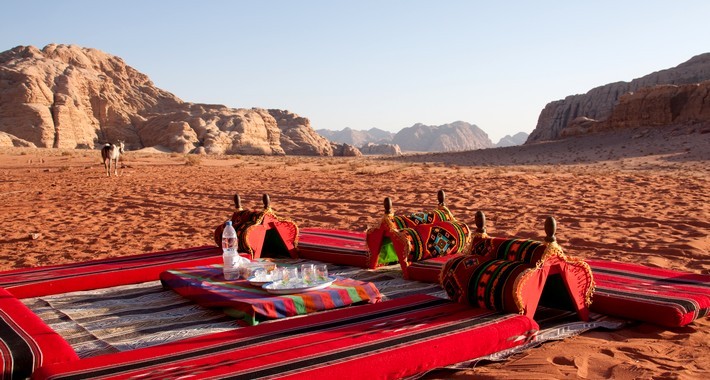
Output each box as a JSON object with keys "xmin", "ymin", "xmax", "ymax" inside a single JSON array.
[{"xmin": 160, "ymin": 264, "xmax": 381, "ymax": 325}]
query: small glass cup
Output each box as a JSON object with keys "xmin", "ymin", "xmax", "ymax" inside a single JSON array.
[
  {"xmin": 251, "ymin": 268, "xmax": 267, "ymax": 281},
  {"xmin": 281, "ymin": 266, "xmax": 298, "ymax": 285},
  {"xmin": 269, "ymin": 266, "xmax": 282, "ymax": 282},
  {"xmin": 300, "ymin": 264, "xmax": 315, "ymax": 284},
  {"xmin": 314, "ymin": 264, "xmax": 329, "ymax": 283}
]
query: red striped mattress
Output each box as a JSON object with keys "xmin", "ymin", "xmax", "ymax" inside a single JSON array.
[
  {"xmin": 0, "ymin": 246, "xmax": 222, "ymax": 298},
  {"xmin": 32, "ymin": 294, "xmax": 538, "ymax": 380},
  {"xmin": 297, "ymin": 228, "xmax": 373, "ymax": 268},
  {"xmin": 587, "ymin": 259, "xmax": 710, "ymax": 327},
  {"xmin": 0, "ymin": 287, "xmax": 79, "ymax": 379}
]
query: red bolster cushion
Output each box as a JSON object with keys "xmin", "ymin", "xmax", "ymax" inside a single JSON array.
[{"xmin": 0, "ymin": 287, "xmax": 78, "ymax": 379}]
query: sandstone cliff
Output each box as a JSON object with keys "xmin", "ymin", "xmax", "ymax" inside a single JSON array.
[
  {"xmin": 393, "ymin": 121, "xmax": 493, "ymax": 152},
  {"xmin": 0, "ymin": 44, "xmax": 334, "ymax": 155},
  {"xmin": 529, "ymin": 53, "xmax": 710, "ymax": 142},
  {"xmin": 562, "ymin": 80, "xmax": 710, "ymax": 137}
]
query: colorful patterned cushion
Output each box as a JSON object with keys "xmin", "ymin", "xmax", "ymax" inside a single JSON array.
[
  {"xmin": 471, "ymin": 237, "xmax": 547, "ymax": 264},
  {"xmin": 400, "ymin": 221, "xmax": 469, "ymax": 263},
  {"xmin": 0, "ymin": 287, "xmax": 79, "ymax": 379},
  {"xmin": 441, "ymin": 242, "xmax": 594, "ymax": 321},
  {"xmin": 441, "ymin": 256, "xmax": 530, "ymax": 313},
  {"xmin": 392, "ymin": 209, "xmax": 454, "ymax": 229}
]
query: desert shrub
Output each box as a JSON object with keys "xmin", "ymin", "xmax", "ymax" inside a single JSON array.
[{"xmin": 184, "ymin": 155, "xmax": 202, "ymax": 166}]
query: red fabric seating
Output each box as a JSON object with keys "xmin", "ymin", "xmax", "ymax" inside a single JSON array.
[
  {"xmin": 32, "ymin": 294, "xmax": 538, "ymax": 380},
  {"xmin": 440, "ymin": 238, "xmax": 595, "ymax": 321},
  {"xmin": 297, "ymin": 228, "xmax": 375, "ymax": 268},
  {"xmin": 0, "ymin": 246, "xmax": 221, "ymax": 298},
  {"xmin": 0, "ymin": 287, "xmax": 78, "ymax": 379},
  {"xmin": 366, "ymin": 206, "xmax": 470, "ymax": 279},
  {"xmin": 407, "ymin": 254, "xmax": 462, "ymax": 283},
  {"xmin": 588, "ymin": 259, "xmax": 710, "ymax": 327},
  {"xmin": 471, "ymin": 237, "xmax": 549, "ymax": 264},
  {"xmin": 214, "ymin": 207, "xmax": 299, "ymax": 260},
  {"xmin": 391, "ymin": 209, "xmax": 455, "ymax": 228}
]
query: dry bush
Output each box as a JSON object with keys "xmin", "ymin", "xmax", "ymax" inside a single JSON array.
[{"xmin": 184, "ymin": 155, "xmax": 203, "ymax": 166}]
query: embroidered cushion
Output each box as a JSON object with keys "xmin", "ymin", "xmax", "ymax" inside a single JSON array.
[
  {"xmin": 400, "ymin": 221, "xmax": 469, "ymax": 263},
  {"xmin": 471, "ymin": 237, "xmax": 547, "ymax": 264}
]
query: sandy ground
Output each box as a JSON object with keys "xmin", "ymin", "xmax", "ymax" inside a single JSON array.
[{"xmin": 0, "ymin": 126, "xmax": 708, "ymax": 379}]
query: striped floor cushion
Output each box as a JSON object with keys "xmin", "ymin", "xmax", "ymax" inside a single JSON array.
[
  {"xmin": 588, "ymin": 259, "xmax": 710, "ymax": 327},
  {"xmin": 407, "ymin": 254, "xmax": 460, "ymax": 283},
  {"xmin": 0, "ymin": 246, "xmax": 222, "ymax": 298},
  {"xmin": 297, "ymin": 228, "xmax": 374, "ymax": 268},
  {"xmin": 440, "ymin": 254, "xmax": 593, "ymax": 321},
  {"xmin": 32, "ymin": 295, "xmax": 538, "ymax": 380},
  {"xmin": 1, "ymin": 287, "xmax": 79, "ymax": 379},
  {"xmin": 471, "ymin": 237, "xmax": 548, "ymax": 264}
]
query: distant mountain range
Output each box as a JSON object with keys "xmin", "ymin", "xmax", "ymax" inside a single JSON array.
[
  {"xmin": 4, "ymin": 44, "xmax": 703, "ymax": 155},
  {"xmin": 317, "ymin": 124, "xmax": 528, "ymax": 152},
  {"xmin": 317, "ymin": 127, "xmax": 394, "ymax": 147},
  {"xmin": 495, "ymin": 132, "xmax": 529, "ymax": 147}
]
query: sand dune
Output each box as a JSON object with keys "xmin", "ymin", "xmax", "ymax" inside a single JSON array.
[{"xmin": 0, "ymin": 127, "xmax": 708, "ymax": 378}]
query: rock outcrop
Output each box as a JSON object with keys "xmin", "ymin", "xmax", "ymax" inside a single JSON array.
[
  {"xmin": 392, "ymin": 121, "xmax": 493, "ymax": 152},
  {"xmin": 269, "ymin": 109, "xmax": 333, "ymax": 156},
  {"xmin": 529, "ymin": 53, "xmax": 710, "ymax": 142},
  {"xmin": 561, "ymin": 80, "xmax": 710, "ymax": 137},
  {"xmin": 359, "ymin": 142, "xmax": 402, "ymax": 156},
  {"xmin": 0, "ymin": 131, "xmax": 35, "ymax": 147},
  {"xmin": 0, "ymin": 44, "xmax": 333, "ymax": 155},
  {"xmin": 331, "ymin": 143, "xmax": 362, "ymax": 157}
]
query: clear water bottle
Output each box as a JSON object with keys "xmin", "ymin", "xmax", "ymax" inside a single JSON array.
[{"xmin": 221, "ymin": 220, "xmax": 239, "ymax": 280}]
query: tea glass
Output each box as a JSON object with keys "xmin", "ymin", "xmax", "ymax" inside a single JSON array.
[
  {"xmin": 314, "ymin": 264, "xmax": 329, "ymax": 283},
  {"xmin": 300, "ymin": 264, "xmax": 316, "ymax": 284},
  {"xmin": 280, "ymin": 267, "xmax": 299, "ymax": 286}
]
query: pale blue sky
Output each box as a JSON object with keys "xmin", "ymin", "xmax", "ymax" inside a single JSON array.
[{"xmin": 2, "ymin": 1, "xmax": 709, "ymax": 142}]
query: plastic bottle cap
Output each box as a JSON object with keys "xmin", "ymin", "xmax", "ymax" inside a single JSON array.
[{"xmin": 225, "ymin": 221, "xmax": 232, "ymax": 226}]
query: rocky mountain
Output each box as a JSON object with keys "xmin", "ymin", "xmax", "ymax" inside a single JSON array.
[
  {"xmin": 315, "ymin": 127, "xmax": 401, "ymax": 155},
  {"xmin": 316, "ymin": 127, "xmax": 394, "ymax": 146},
  {"xmin": 529, "ymin": 53, "xmax": 710, "ymax": 143},
  {"xmin": 392, "ymin": 121, "xmax": 493, "ymax": 152},
  {"xmin": 0, "ymin": 44, "xmax": 334, "ymax": 155},
  {"xmin": 562, "ymin": 80, "xmax": 710, "ymax": 137},
  {"xmin": 495, "ymin": 132, "xmax": 529, "ymax": 147}
]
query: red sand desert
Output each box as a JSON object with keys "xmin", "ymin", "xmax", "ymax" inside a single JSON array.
[{"xmin": 0, "ymin": 127, "xmax": 708, "ymax": 379}]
